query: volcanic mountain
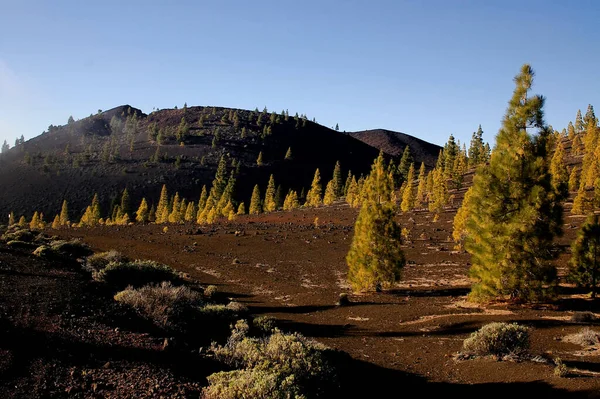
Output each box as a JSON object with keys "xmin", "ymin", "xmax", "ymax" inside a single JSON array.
[
  {"xmin": 349, "ymin": 129, "xmax": 442, "ymax": 168},
  {"xmin": 0, "ymin": 105, "xmax": 441, "ymax": 221}
]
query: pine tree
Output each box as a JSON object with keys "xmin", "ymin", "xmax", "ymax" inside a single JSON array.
[
  {"xmin": 198, "ymin": 185, "xmax": 208, "ymax": 212},
  {"xmin": 283, "ymin": 190, "xmax": 299, "ymax": 211},
  {"xmin": 91, "ymin": 194, "xmax": 101, "ymax": 225},
  {"xmin": 569, "ymin": 215, "xmax": 600, "ymax": 297},
  {"xmin": 216, "ymin": 172, "xmax": 236, "ymax": 216},
  {"xmin": 464, "ymin": 64, "xmax": 562, "ymax": 302},
  {"xmin": 8, "ymin": 212, "xmax": 15, "ymax": 227},
  {"xmin": 59, "ymin": 200, "xmax": 69, "ymax": 226},
  {"xmin": 30, "ymin": 211, "xmax": 41, "ymax": 230},
  {"xmin": 135, "ymin": 198, "xmax": 149, "ymax": 223},
  {"xmin": 323, "ymin": 180, "xmax": 336, "ymax": 205},
  {"xmin": 263, "ymin": 174, "xmax": 277, "ymax": 212},
  {"xmin": 452, "ymin": 187, "xmax": 474, "ymax": 249},
  {"xmin": 572, "ymin": 184, "xmax": 592, "ymax": 215},
  {"xmin": 284, "ymin": 147, "xmax": 292, "ymax": 160},
  {"xmin": 331, "ymin": 161, "xmax": 343, "ymax": 198},
  {"xmin": 416, "ymin": 162, "xmax": 426, "ymax": 205},
  {"xmin": 184, "ymin": 201, "xmax": 196, "ymax": 222},
  {"xmin": 52, "ymin": 215, "xmax": 60, "ymax": 229},
  {"xmin": 256, "ymin": 151, "xmax": 264, "ymax": 166},
  {"xmin": 120, "ymin": 188, "xmax": 131, "ymax": 218},
  {"xmin": 550, "ymin": 140, "xmax": 569, "ymax": 198},
  {"xmin": 168, "ymin": 193, "xmax": 182, "ymax": 223},
  {"xmin": 468, "ymin": 125, "xmax": 485, "ymax": 167},
  {"xmin": 305, "ymin": 169, "xmax": 322, "ymax": 207},
  {"xmin": 568, "ymin": 166, "xmax": 579, "ymax": 192},
  {"xmin": 443, "ymin": 134, "xmax": 458, "ymax": 179},
  {"xmin": 343, "ymin": 171, "xmax": 353, "ymax": 197},
  {"xmin": 249, "ymin": 185, "xmax": 262, "ymax": 214},
  {"xmin": 156, "ymin": 185, "xmax": 169, "ymax": 223},
  {"xmin": 148, "ymin": 204, "xmax": 156, "ymax": 222},
  {"xmin": 400, "ymin": 163, "xmax": 415, "ymax": 212},
  {"xmin": 428, "ymin": 167, "xmax": 447, "ymax": 213},
  {"xmin": 237, "ymin": 202, "xmax": 245, "ymax": 215},
  {"xmin": 398, "ymin": 146, "xmax": 413, "ymax": 183},
  {"xmin": 347, "ymin": 153, "xmax": 405, "ymax": 292},
  {"xmin": 575, "ymin": 109, "xmax": 584, "ymax": 134}
]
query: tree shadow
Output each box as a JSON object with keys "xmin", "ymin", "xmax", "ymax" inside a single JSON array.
[{"xmin": 387, "ymin": 286, "xmax": 471, "ymax": 297}]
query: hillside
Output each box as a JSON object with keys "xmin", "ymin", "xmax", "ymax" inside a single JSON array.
[
  {"xmin": 0, "ymin": 106, "xmax": 445, "ymax": 221},
  {"xmin": 349, "ymin": 129, "xmax": 442, "ymax": 168}
]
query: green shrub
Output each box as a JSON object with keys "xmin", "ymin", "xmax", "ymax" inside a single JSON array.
[
  {"xmin": 202, "ymin": 368, "xmax": 304, "ymax": 399},
  {"xmin": 253, "ymin": 315, "xmax": 275, "ymax": 334},
  {"xmin": 86, "ymin": 250, "xmax": 127, "ymax": 272},
  {"xmin": 50, "ymin": 239, "xmax": 92, "ymax": 258},
  {"xmin": 114, "ymin": 282, "xmax": 202, "ymax": 330},
  {"xmin": 94, "ymin": 259, "xmax": 180, "ymax": 289},
  {"xmin": 463, "ymin": 322, "xmax": 530, "ymax": 356},
  {"xmin": 33, "ymin": 245, "xmax": 54, "ymax": 258},
  {"xmin": 204, "ymin": 285, "xmax": 218, "ymax": 299},
  {"xmin": 2, "ymin": 229, "xmax": 35, "ymax": 243},
  {"xmin": 554, "ymin": 358, "xmax": 569, "ymax": 378},
  {"xmin": 207, "ymin": 323, "xmax": 333, "ymax": 398}
]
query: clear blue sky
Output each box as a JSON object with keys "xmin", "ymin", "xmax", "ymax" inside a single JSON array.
[{"xmin": 1, "ymin": 0, "xmax": 598, "ymax": 148}]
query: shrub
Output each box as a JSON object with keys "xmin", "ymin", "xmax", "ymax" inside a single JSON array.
[
  {"xmin": 50, "ymin": 239, "xmax": 92, "ymax": 258},
  {"xmin": 6, "ymin": 240, "xmax": 37, "ymax": 249},
  {"xmin": 564, "ymin": 327, "xmax": 600, "ymax": 347},
  {"xmin": 202, "ymin": 368, "xmax": 303, "ymax": 399},
  {"xmin": 463, "ymin": 322, "xmax": 530, "ymax": 356},
  {"xmin": 226, "ymin": 301, "xmax": 248, "ymax": 314},
  {"xmin": 206, "ymin": 324, "xmax": 335, "ymax": 398},
  {"xmin": 554, "ymin": 358, "xmax": 569, "ymax": 378},
  {"xmin": 114, "ymin": 282, "xmax": 202, "ymax": 330},
  {"xmin": 204, "ymin": 285, "xmax": 218, "ymax": 299},
  {"xmin": 570, "ymin": 311, "xmax": 597, "ymax": 323},
  {"xmin": 337, "ymin": 293, "xmax": 350, "ymax": 306},
  {"xmin": 2, "ymin": 229, "xmax": 35, "ymax": 243},
  {"xmin": 253, "ymin": 316, "xmax": 275, "ymax": 334},
  {"xmin": 94, "ymin": 259, "xmax": 180, "ymax": 289},
  {"xmin": 86, "ymin": 250, "xmax": 127, "ymax": 272},
  {"xmin": 33, "ymin": 245, "xmax": 54, "ymax": 258}
]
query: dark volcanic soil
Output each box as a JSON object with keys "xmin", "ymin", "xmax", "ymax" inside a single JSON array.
[{"xmin": 52, "ymin": 203, "xmax": 600, "ymax": 398}]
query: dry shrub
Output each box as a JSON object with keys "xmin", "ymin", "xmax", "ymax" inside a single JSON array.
[
  {"xmin": 114, "ymin": 282, "xmax": 202, "ymax": 330},
  {"xmin": 95, "ymin": 259, "xmax": 180, "ymax": 289},
  {"xmin": 564, "ymin": 327, "xmax": 600, "ymax": 347},
  {"xmin": 86, "ymin": 250, "xmax": 128, "ymax": 272},
  {"xmin": 463, "ymin": 322, "xmax": 530, "ymax": 356},
  {"xmin": 204, "ymin": 285, "xmax": 218, "ymax": 299},
  {"xmin": 203, "ymin": 369, "xmax": 302, "ymax": 399},
  {"xmin": 570, "ymin": 311, "xmax": 597, "ymax": 324},
  {"xmin": 2, "ymin": 229, "xmax": 35, "ymax": 243},
  {"xmin": 252, "ymin": 316, "xmax": 275, "ymax": 334}
]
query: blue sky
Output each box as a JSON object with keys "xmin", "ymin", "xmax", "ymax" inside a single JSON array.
[{"xmin": 1, "ymin": 0, "xmax": 598, "ymax": 147}]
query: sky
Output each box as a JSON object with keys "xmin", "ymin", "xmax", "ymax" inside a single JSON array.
[{"xmin": 1, "ymin": 0, "xmax": 599, "ymax": 148}]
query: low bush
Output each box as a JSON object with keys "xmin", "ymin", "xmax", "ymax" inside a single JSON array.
[
  {"xmin": 2, "ymin": 229, "xmax": 35, "ymax": 243},
  {"xmin": 33, "ymin": 245, "xmax": 53, "ymax": 258},
  {"xmin": 86, "ymin": 250, "xmax": 128, "ymax": 272},
  {"xmin": 6, "ymin": 240, "xmax": 37, "ymax": 249},
  {"xmin": 204, "ymin": 285, "xmax": 218, "ymax": 299},
  {"xmin": 564, "ymin": 327, "xmax": 600, "ymax": 347},
  {"xmin": 50, "ymin": 239, "xmax": 93, "ymax": 258},
  {"xmin": 253, "ymin": 315, "xmax": 275, "ymax": 334},
  {"xmin": 205, "ymin": 322, "xmax": 333, "ymax": 398},
  {"xmin": 462, "ymin": 322, "xmax": 530, "ymax": 356},
  {"xmin": 554, "ymin": 358, "xmax": 569, "ymax": 378},
  {"xmin": 570, "ymin": 311, "xmax": 597, "ymax": 323},
  {"xmin": 114, "ymin": 282, "xmax": 203, "ymax": 330},
  {"xmin": 94, "ymin": 260, "xmax": 180, "ymax": 290}
]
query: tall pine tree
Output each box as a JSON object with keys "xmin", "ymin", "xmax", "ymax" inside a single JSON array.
[{"xmin": 464, "ymin": 64, "xmax": 563, "ymax": 302}]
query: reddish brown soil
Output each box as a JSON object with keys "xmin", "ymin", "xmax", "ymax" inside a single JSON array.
[{"xmin": 53, "ymin": 203, "xmax": 600, "ymax": 398}]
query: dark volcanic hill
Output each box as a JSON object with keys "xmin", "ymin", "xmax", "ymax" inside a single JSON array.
[
  {"xmin": 0, "ymin": 106, "xmax": 441, "ymax": 221},
  {"xmin": 349, "ymin": 129, "xmax": 441, "ymax": 168}
]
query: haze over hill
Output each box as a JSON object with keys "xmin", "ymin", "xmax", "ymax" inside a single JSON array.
[{"xmin": 0, "ymin": 105, "xmax": 441, "ymax": 220}]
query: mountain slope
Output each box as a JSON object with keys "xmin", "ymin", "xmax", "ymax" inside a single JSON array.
[
  {"xmin": 0, "ymin": 105, "xmax": 389, "ymax": 221},
  {"xmin": 349, "ymin": 129, "xmax": 442, "ymax": 168}
]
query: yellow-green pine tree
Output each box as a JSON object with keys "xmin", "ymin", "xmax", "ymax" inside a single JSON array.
[
  {"xmin": 59, "ymin": 200, "xmax": 69, "ymax": 226},
  {"xmin": 323, "ymin": 180, "xmax": 336, "ymax": 205},
  {"xmin": 400, "ymin": 163, "xmax": 415, "ymax": 212},
  {"xmin": 284, "ymin": 147, "xmax": 292, "ymax": 160},
  {"xmin": 452, "ymin": 187, "xmax": 474, "ymax": 249},
  {"xmin": 135, "ymin": 198, "xmax": 149, "ymax": 223},
  {"xmin": 572, "ymin": 183, "xmax": 591, "ymax": 215},
  {"xmin": 18, "ymin": 216, "xmax": 27, "ymax": 228},
  {"xmin": 30, "ymin": 211, "xmax": 41, "ymax": 230},
  {"xmin": 237, "ymin": 202, "xmax": 245, "ymax": 215},
  {"xmin": 184, "ymin": 201, "xmax": 196, "ymax": 222},
  {"xmin": 256, "ymin": 151, "xmax": 264, "ymax": 166},
  {"xmin": 568, "ymin": 166, "xmax": 579, "ymax": 192},
  {"xmin": 168, "ymin": 193, "xmax": 182, "ymax": 223},
  {"xmin": 91, "ymin": 194, "xmax": 101, "ymax": 225},
  {"xmin": 415, "ymin": 162, "xmax": 426, "ymax": 205},
  {"xmin": 156, "ymin": 185, "xmax": 169, "ymax": 223},
  {"xmin": 305, "ymin": 168, "xmax": 322, "ymax": 207},
  {"xmin": 51, "ymin": 215, "xmax": 60, "ymax": 229},
  {"xmin": 8, "ymin": 212, "xmax": 15, "ymax": 227},
  {"xmin": 249, "ymin": 184, "xmax": 262, "ymax": 214},
  {"xmin": 263, "ymin": 174, "xmax": 277, "ymax": 212},
  {"xmin": 283, "ymin": 190, "xmax": 299, "ymax": 211},
  {"xmin": 347, "ymin": 153, "xmax": 405, "ymax": 292}
]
